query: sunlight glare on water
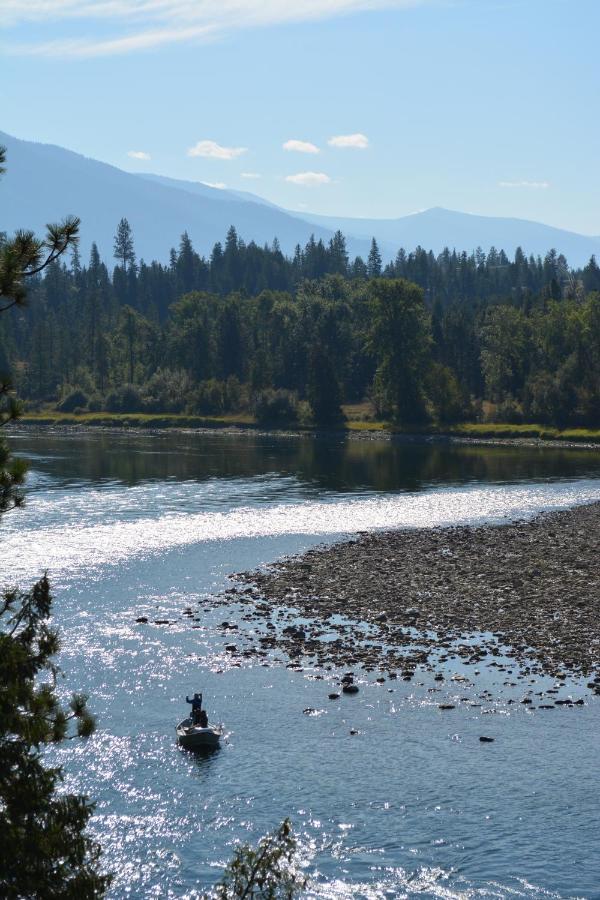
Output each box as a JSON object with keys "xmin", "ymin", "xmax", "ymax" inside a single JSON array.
[{"xmin": 2, "ymin": 478, "xmax": 600, "ymax": 585}]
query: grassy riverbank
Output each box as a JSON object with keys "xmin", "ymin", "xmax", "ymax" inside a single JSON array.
[
  {"xmin": 18, "ymin": 411, "xmax": 257, "ymax": 429},
  {"xmin": 16, "ymin": 409, "xmax": 600, "ymax": 444}
]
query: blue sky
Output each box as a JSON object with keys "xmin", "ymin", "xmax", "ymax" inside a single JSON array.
[{"xmin": 2, "ymin": 0, "xmax": 599, "ymax": 234}]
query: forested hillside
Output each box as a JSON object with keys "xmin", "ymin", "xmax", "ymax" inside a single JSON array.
[{"xmin": 4, "ymin": 219, "xmax": 600, "ymax": 428}]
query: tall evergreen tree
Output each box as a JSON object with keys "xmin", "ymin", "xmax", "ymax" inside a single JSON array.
[
  {"xmin": 113, "ymin": 217, "xmax": 135, "ymax": 272},
  {"xmin": 328, "ymin": 230, "xmax": 349, "ymax": 276},
  {"xmin": 367, "ymin": 237, "xmax": 382, "ymax": 278},
  {"xmin": 176, "ymin": 231, "xmax": 197, "ymax": 294}
]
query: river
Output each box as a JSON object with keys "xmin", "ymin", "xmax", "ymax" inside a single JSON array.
[{"xmin": 3, "ymin": 430, "xmax": 600, "ymax": 899}]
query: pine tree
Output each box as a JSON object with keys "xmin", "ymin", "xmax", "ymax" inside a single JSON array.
[
  {"xmin": 291, "ymin": 244, "xmax": 303, "ymax": 282},
  {"xmin": 0, "ymin": 146, "xmax": 79, "ymax": 505},
  {"xmin": 210, "ymin": 241, "xmax": 224, "ymax": 293},
  {"xmin": 70, "ymin": 243, "xmax": 82, "ymax": 278},
  {"xmin": 177, "ymin": 232, "xmax": 197, "ymax": 294},
  {"xmin": 0, "ymin": 578, "xmax": 110, "ymax": 898},
  {"xmin": 0, "ymin": 145, "xmax": 109, "ymax": 897},
  {"xmin": 367, "ymin": 237, "xmax": 382, "ymax": 278},
  {"xmin": 328, "ymin": 230, "xmax": 349, "ymax": 276},
  {"xmin": 113, "ymin": 217, "xmax": 135, "ymax": 272},
  {"xmin": 223, "ymin": 225, "xmax": 241, "ymax": 291}
]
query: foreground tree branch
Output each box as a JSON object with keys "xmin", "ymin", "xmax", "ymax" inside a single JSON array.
[
  {"xmin": 0, "ymin": 147, "xmax": 110, "ymax": 897},
  {"xmin": 211, "ymin": 818, "xmax": 306, "ymax": 899}
]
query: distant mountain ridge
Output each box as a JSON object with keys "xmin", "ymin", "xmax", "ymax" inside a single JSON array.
[
  {"xmin": 0, "ymin": 131, "xmax": 355, "ymax": 265},
  {"xmin": 2, "ymin": 130, "xmax": 599, "ymax": 268},
  {"xmin": 300, "ymin": 207, "xmax": 600, "ymax": 267}
]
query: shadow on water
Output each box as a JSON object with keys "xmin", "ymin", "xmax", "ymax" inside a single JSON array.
[
  {"xmin": 10, "ymin": 430, "xmax": 600, "ymax": 495},
  {"xmin": 186, "ymin": 746, "xmax": 222, "ymax": 770}
]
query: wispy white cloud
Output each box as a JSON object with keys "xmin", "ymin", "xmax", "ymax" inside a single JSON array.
[
  {"xmin": 283, "ymin": 139, "xmax": 320, "ymax": 154},
  {"xmin": 11, "ymin": 23, "xmax": 218, "ymax": 57},
  {"xmin": 285, "ymin": 171, "xmax": 331, "ymax": 186},
  {"xmin": 328, "ymin": 132, "xmax": 369, "ymax": 149},
  {"xmin": 127, "ymin": 149, "xmax": 151, "ymax": 160},
  {"xmin": 499, "ymin": 180, "xmax": 550, "ymax": 189},
  {"xmin": 3, "ymin": 1, "xmax": 425, "ymax": 58},
  {"xmin": 187, "ymin": 140, "xmax": 247, "ymax": 160},
  {"xmin": 201, "ymin": 181, "xmax": 227, "ymax": 189},
  {"xmin": 241, "ymin": 172, "xmax": 261, "ymax": 179}
]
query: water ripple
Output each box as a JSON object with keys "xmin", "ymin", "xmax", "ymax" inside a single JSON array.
[{"xmin": 2, "ymin": 479, "xmax": 599, "ymax": 586}]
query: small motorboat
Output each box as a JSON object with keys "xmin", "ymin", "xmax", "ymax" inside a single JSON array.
[{"xmin": 176, "ymin": 717, "xmax": 222, "ymax": 751}]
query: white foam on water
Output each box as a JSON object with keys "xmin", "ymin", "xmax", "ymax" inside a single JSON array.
[{"xmin": 3, "ymin": 479, "xmax": 599, "ymax": 585}]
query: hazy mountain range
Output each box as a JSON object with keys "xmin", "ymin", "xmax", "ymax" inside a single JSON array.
[{"xmin": 2, "ymin": 130, "xmax": 599, "ymax": 268}]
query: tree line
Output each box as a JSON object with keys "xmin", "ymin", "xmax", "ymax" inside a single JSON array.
[{"xmin": 4, "ymin": 218, "xmax": 600, "ymax": 428}]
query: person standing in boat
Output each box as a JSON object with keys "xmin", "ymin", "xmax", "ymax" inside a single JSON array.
[{"xmin": 186, "ymin": 692, "xmax": 203, "ymax": 725}]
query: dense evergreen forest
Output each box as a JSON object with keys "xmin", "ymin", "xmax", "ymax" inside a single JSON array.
[{"xmin": 3, "ymin": 218, "xmax": 600, "ymax": 428}]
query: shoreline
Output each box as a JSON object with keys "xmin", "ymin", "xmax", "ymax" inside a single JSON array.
[
  {"xmin": 233, "ymin": 501, "xmax": 600, "ymax": 685},
  {"xmin": 9, "ymin": 420, "xmax": 600, "ymax": 451}
]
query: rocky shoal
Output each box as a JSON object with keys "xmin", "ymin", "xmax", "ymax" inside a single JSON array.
[{"xmin": 230, "ymin": 501, "xmax": 600, "ymax": 686}]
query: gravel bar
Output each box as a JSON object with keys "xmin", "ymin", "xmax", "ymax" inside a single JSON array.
[{"xmin": 236, "ymin": 502, "xmax": 600, "ymax": 682}]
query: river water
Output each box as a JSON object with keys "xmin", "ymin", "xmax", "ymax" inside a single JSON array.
[{"xmin": 3, "ymin": 431, "xmax": 600, "ymax": 899}]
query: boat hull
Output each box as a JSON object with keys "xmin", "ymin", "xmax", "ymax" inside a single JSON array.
[{"xmin": 176, "ymin": 718, "xmax": 222, "ymax": 751}]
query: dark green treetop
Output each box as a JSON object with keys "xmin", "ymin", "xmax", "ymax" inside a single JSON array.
[
  {"xmin": 367, "ymin": 237, "xmax": 382, "ymax": 278},
  {"xmin": 113, "ymin": 216, "xmax": 136, "ymax": 272},
  {"xmin": 368, "ymin": 277, "xmax": 432, "ymax": 423}
]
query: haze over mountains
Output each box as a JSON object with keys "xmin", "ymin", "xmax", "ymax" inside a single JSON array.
[{"xmin": 3, "ymin": 131, "xmax": 599, "ymax": 268}]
